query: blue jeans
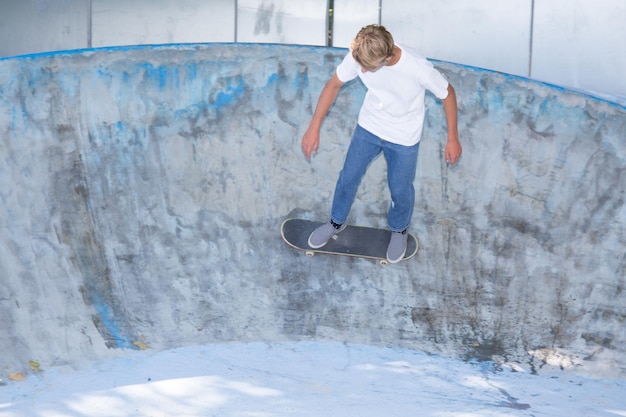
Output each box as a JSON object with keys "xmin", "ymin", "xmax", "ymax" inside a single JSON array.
[{"xmin": 330, "ymin": 124, "xmax": 420, "ymax": 232}]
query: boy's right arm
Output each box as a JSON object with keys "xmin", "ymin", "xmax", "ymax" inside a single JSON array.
[{"xmin": 301, "ymin": 73, "xmax": 344, "ymax": 159}]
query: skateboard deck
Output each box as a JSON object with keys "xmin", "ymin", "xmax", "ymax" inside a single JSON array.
[{"xmin": 281, "ymin": 218, "xmax": 418, "ymax": 265}]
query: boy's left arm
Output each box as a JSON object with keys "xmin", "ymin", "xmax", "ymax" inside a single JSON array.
[{"xmin": 443, "ymin": 84, "xmax": 462, "ymax": 165}]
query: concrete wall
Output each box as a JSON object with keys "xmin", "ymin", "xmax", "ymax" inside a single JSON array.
[
  {"xmin": 0, "ymin": 0, "xmax": 625, "ymax": 99},
  {"xmin": 0, "ymin": 44, "xmax": 624, "ymax": 378}
]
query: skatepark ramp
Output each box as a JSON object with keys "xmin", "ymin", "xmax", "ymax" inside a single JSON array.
[{"xmin": 1, "ymin": 44, "xmax": 625, "ymax": 378}]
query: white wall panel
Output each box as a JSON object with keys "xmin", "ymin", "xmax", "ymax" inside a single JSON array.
[
  {"xmin": 236, "ymin": 0, "xmax": 327, "ymax": 45},
  {"xmin": 332, "ymin": 0, "xmax": 380, "ymax": 48},
  {"xmin": 532, "ymin": 0, "xmax": 626, "ymax": 98},
  {"xmin": 0, "ymin": 0, "xmax": 624, "ymax": 98},
  {"xmin": 0, "ymin": 0, "xmax": 88, "ymax": 57},
  {"xmin": 381, "ymin": 0, "xmax": 532, "ymax": 77},
  {"xmin": 92, "ymin": 0, "xmax": 235, "ymax": 47}
]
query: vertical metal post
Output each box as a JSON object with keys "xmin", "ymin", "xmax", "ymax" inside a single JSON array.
[
  {"xmin": 528, "ymin": 0, "xmax": 535, "ymax": 78},
  {"xmin": 87, "ymin": 0, "xmax": 93, "ymax": 48},
  {"xmin": 327, "ymin": 0, "xmax": 334, "ymax": 46},
  {"xmin": 234, "ymin": 0, "xmax": 238, "ymax": 42}
]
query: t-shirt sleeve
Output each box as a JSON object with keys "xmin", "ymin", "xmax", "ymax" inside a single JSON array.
[
  {"xmin": 335, "ymin": 51, "xmax": 360, "ymax": 83},
  {"xmin": 420, "ymin": 59, "xmax": 450, "ymax": 100}
]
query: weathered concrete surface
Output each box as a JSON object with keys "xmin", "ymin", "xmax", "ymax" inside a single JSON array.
[{"xmin": 0, "ymin": 44, "xmax": 624, "ymax": 378}]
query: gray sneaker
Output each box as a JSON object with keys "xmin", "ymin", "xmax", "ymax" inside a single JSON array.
[
  {"xmin": 386, "ymin": 229, "xmax": 408, "ymax": 263},
  {"xmin": 308, "ymin": 221, "xmax": 347, "ymax": 249}
]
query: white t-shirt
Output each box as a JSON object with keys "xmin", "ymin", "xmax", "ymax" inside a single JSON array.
[{"xmin": 336, "ymin": 44, "xmax": 449, "ymax": 146}]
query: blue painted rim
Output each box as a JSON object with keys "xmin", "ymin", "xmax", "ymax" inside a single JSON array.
[{"xmin": 1, "ymin": 42, "xmax": 623, "ymax": 110}]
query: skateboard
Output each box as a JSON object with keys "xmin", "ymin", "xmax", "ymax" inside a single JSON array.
[{"xmin": 280, "ymin": 218, "xmax": 418, "ymax": 265}]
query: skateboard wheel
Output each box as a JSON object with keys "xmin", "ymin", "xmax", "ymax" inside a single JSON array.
[
  {"xmin": 305, "ymin": 251, "xmax": 315, "ymax": 257},
  {"xmin": 379, "ymin": 259, "xmax": 388, "ymax": 266}
]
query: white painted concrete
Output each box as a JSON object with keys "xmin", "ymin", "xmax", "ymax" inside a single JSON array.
[
  {"xmin": 91, "ymin": 0, "xmax": 236, "ymax": 46},
  {"xmin": 236, "ymin": 0, "xmax": 328, "ymax": 45},
  {"xmin": 332, "ymin": 0, "xmax": 380, "ymax": 48},
  {"xmin": 532, "ymin": 0, "xmax": 626, "ymax": 97},
  {"xmin": 382, "ymin": 0, "xmax": 533, "ymax": 77},
  {"xmin": 0, "ymin": 0, "xmax": 624, "ymax": 97},
  {"xmin": 0, "ymin": 0, "xmax": 88, "ymax": 56}
]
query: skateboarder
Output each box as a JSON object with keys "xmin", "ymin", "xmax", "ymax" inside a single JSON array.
[{"xmin": 302, "ymin": 24, "xmax": 461, "ymax": 263}]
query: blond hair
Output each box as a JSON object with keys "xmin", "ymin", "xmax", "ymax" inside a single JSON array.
[{"xmin": 350, "ymin": 25, "xmax": 395, "ymax": 70}]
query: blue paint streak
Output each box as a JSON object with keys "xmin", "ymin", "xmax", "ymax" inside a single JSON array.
[
  {"xmin": 292, "ymin": 72, "xmax": 308, "ymax": 89},
  {"xmin": 211, "ymin": 78, "xmax": 245, "ymax": 110},
  {"xmin": 0, "ymin": 42, "xmax": 621, "ymax": 108},
  {"xmin": 158, "ymin": 66, "xmax": 168, "ymax": 88},
  {"xmin": 266, "ymin": 73, "xmax": 278, "ymax": 85},
  {"xmin": 186, "ymin": 62, "xmax": 198, "ymax": 81},
  {"xmin": 133, "ymin": 62, "xmax": 173, "ymax": 90},
  {"xmin": 91, "ymin": 293, "xmax": 134, "ymax": 349},
  {"xmin": 214, "ymin": 85, "xmax": 242, "ymax": 107}
]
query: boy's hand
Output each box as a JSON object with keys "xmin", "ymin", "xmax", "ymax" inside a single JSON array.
[
  {"xmin": 301, "ymin": 128, "xmax": 320, "ymax": 159},
  {"xmin": 445, "ymin": 138, "xmax": 462, "ymax": 165}
]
